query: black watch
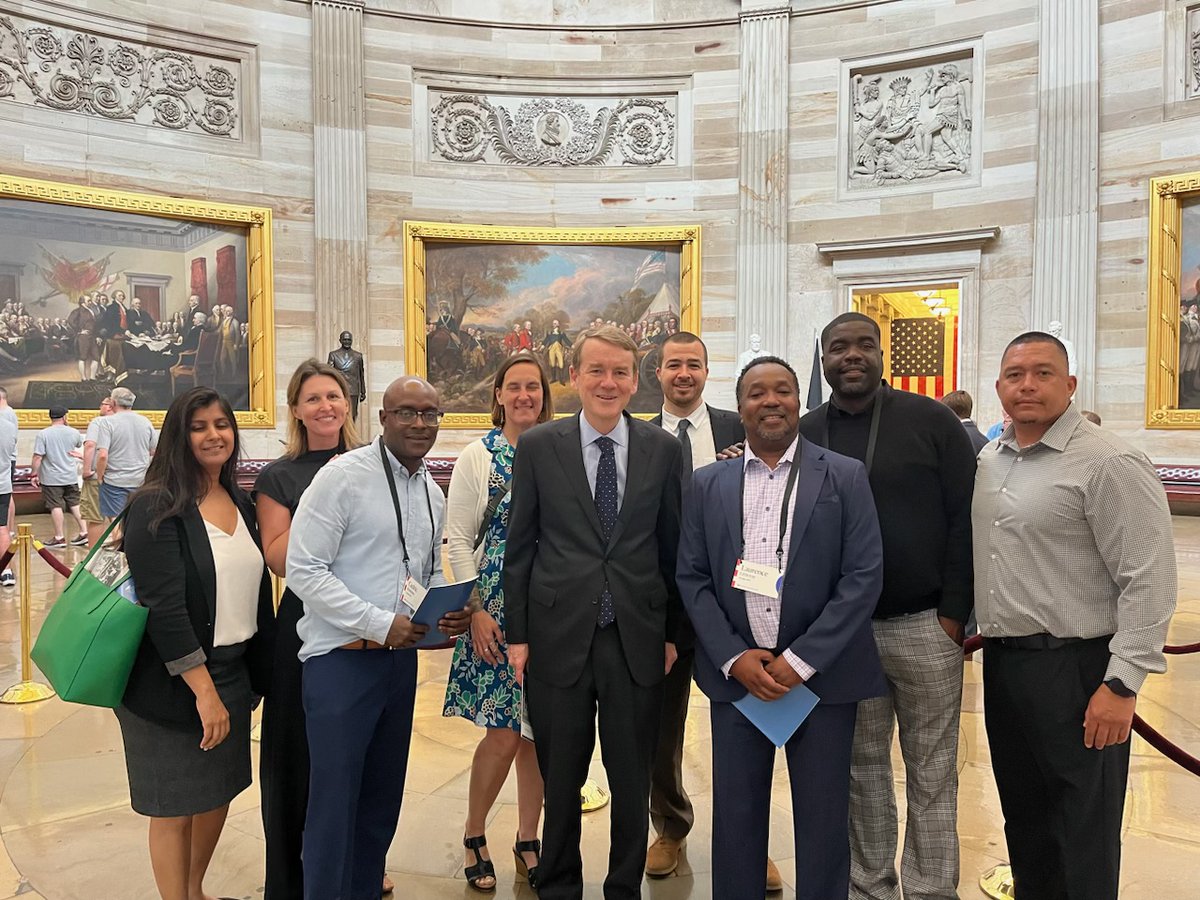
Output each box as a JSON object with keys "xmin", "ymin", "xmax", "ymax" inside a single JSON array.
[{"xmin": 1104, "ymin": 678, "xmax": 1136, "ymax": 698}]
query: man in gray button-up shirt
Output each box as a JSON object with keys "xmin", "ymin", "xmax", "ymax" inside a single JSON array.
[
  {"xmin": 287, "ymin": 375, "xmax": 470, "ymax": 900},
  {"xmin": 974, "ymin": 331, "xmax": 1177, "ymax": 900}
]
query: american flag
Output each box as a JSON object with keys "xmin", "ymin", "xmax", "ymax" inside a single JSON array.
[
  {"xmin": 890, "ymin": 316, "xmax": 955, "ymax": 398},
  {"xmin": 632, "ymin": 250, "xmax": 667, "ymax": 289}
]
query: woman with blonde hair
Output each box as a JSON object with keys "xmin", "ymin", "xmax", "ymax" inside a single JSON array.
[
  {"xmin": 443, "ymin": 351, "xmax": 552, "ymax": 892},
  {"xmin": 255, "ymin": 358, "xmax": 362, "ymax": 898}
]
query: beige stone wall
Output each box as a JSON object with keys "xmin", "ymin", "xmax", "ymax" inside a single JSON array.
[
  {"xmin": 361, "ymin": 12, "xmax": 741, "ymax": 453},
  {"xmin": 1097, "ymin": 0, "xmax": 1199, "ymax": 460},
  {"xmin": 0, "ymin": 0, "xmax": 313, "ymax": 459},
  {"xmin": 787, "ymin": 0, "xmax": 1041, "ymax": 431}
]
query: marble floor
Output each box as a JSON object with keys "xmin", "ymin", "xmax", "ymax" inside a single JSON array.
[{"xmin": 0, "ymin": 515, "xmax": 1198, "ymax": 899}]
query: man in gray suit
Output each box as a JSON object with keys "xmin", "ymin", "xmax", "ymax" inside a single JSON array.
[{"xmin": 506, "ymin": 325, "xmax": 683, "ymax": 900}]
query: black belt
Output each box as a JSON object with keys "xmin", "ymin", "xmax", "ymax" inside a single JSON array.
[{"xmin": 983, "ymin": 634, "xmax": 1107, "ymax": 651}]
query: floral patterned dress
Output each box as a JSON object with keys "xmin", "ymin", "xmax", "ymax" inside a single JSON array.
[{"xmin": 443, "ymin": 429, "xmax": 522, "ymax": 730}]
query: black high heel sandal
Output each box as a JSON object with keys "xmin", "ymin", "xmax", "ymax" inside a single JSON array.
[
  {"xmin": 513, "ymin": 835, "xmax": 542, "ymax": 891},
  {"xmin": 463, "ymin": 834, "xmax": 497, "ymax": 893}
]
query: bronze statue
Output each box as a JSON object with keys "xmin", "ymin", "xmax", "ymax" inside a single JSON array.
[{"xmin": 327, "ymin": 331, "xmax": 367, "ymax": 421}]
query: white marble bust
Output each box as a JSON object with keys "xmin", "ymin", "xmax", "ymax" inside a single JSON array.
[
  {"xmin": 1048, "ymin": 320, "xmax": 1077, "ymax": 375},
  {"xmin": 737, "ymin": 333, "xmax": 770, "ymax": 375}
]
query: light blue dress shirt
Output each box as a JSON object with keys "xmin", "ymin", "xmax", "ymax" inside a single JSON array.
[
  {"xmin": 579, "ymin": 412, "xmax": 629, "ymax": 509},
  {"xmin": 289, "ymin": 441, "xmax": 447, "ymax": 662}
]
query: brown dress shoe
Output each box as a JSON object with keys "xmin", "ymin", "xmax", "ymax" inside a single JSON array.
[
  {"xmin": 645, "ymin": 835, "xmax": 684, "ymax": 876},
  {"xmin": 765, "ymin": 856, "xmax": 783, "ymax": 892}
]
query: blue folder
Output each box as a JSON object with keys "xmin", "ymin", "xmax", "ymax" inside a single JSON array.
[
  {"xmin": 733, "ymin": 684, "xmax": 820, "ymax": 748},
  {"xmin": 409, "ymin": 578, "xmax": 475, "ymax": 649}
]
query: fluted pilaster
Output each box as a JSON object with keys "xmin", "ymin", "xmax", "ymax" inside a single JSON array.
[
  {"xmin": 312, "ymin": 0, "xmax": 369, "ymax": 364},
  {"xmin": 1030, "ymin": 0, "xmax": 1099, "ymax": 406},
  {"xmin": 736, "ymin": 4, "xmax": 790, "ymax": 360}
]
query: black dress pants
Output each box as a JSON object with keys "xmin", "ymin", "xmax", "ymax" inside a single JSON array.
[
  {"xmin": 526, "ymin": 624, "xmax": 664, "ymax": 900},
  {"xmin": 260, "ymin": 590, "xmax": 308, "ymax": 900},
  {"xmin": 983, "ymin": 637, "xmax": 1130, "ymax": 900},
  {"xmin": 650, "ymin": 643, "xmax": 695, "ymax": 841}
]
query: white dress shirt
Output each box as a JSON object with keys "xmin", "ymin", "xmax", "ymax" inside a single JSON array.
[{"xmin": 660, "ymin": 403, "xmax": 717, "ymax": 470}]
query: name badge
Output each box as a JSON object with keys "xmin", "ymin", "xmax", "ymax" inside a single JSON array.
[
  {"xmin": 732, "ymin": 559, "xmax": 782, "ymax": 598},
  {"xmin": 401, "ymin": 575, "xmax": 428, "ymax": 612}
]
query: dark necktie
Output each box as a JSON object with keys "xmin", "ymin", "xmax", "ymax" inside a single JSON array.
[
  {"xmin": 675, "ymin": 419, "xmax": 693, "ymax": 489},
  {"xmin": 594, "ymin": 436, "xmax": 617, "ymax": 627}
]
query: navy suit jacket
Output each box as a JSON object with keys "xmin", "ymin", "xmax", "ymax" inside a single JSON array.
[{"xmin": 676, "ymin": 436, "xmax": 887, "ymax": 705}]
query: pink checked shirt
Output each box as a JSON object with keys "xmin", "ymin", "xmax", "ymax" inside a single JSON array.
[{"xmin": 721, "ymin": 436, "xmax": 816, "ymax": 681}]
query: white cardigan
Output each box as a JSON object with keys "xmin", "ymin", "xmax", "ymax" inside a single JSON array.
[{"xmin": 444, "ymin": 437, "xmax": 496, "ymax": 582}]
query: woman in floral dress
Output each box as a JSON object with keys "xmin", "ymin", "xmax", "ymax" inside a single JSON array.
[{"xmin": 444, "ymin": 352, "xmax": 553, "ymax": 893}]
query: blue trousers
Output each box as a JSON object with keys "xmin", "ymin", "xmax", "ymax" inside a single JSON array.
[
  {"xmin": 710, "ymin": 698, "xmax": 857, "ymax": 900},
  {"xmin": 301, "ymin": 648, "xmax": 417, "ymax": 900}
]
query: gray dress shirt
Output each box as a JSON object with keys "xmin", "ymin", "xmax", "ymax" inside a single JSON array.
[{"xmin": 972, "ymin": 405, "xmax": 1177, "ymax": 691}]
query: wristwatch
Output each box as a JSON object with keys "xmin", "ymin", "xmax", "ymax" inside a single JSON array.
[{"xmin": 1104, "ymin": 678, "xmax": 1136, "ymax": 698}]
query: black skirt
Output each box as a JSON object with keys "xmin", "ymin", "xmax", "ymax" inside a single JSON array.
[{"xmin": 115, "ymin": 642, "xmax": 252, "ymax": 817}]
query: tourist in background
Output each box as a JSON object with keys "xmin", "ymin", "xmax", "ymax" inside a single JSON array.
[
  {"xmin": 442, "ymin": 352, "xmax": 552, "ymax": 892},
  {"xmin": 81, "ymin": 397, "xmax": 116, "ymax": 547},
  {"xmin": 116, "ymin": 387, "xmax": 275, "ymax": 900},
  {"xmin": 0, "ymin": 387, "xmax": 16, "ymax": 585},
  {"xmin": 31, "ymin": 405, "xmax": 88, "ymax": 548},
  {"xmin": 96, "ymin": 387, "xmax": 157, "ymax": 521},
  {"xmin": 0, "ymin": 404, "xmax": 16, "ymax": 588},
  {"xmin": 254, "ymin": 359, "xmax": 361, "ymax": 900}
]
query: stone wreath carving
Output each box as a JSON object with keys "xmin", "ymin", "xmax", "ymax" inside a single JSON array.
[
  {"xmin": 0, "ymin": 14, "xmax": 239, "ymax": 137},
  {"xmin": 849, "ymin": 62, "xmax": 973, "ymax": 187},
  {"xmin": 430, "ymin": 93, "xmax": 675, "ymax": 167}
]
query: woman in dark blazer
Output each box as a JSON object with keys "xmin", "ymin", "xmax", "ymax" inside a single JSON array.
[{"xmin": 117, "ymin": 386, "xmax": 274, "ymax": 900}]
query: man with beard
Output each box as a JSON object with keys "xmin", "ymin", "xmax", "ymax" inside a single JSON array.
[
  {"xmin": 677, "ymin": 355, "xmax": 885, "ymax": 900},
  {"xmin": 799, "ymin": 312, "xmax": 976, "ymax": 900},
  {"xmin": 646, "ymin": 332, "xmax": 773, "ymax": 883}
]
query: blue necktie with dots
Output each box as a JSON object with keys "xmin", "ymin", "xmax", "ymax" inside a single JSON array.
[{"xmin": 594, "ymin": 436, "xmax": 617, "ymax": 627}]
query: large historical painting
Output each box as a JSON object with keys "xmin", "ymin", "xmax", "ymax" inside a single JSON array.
[
  {"xmin": 0, "ymin": 175, "xmax": 274, "ymax": 427},
  {"xmin": 404, "ymin": 222, "xmax": 701, "ymax": 427},
  {"xmin": 1176, "ymin": 198, "xmax": 1200, "ymax": 411}
]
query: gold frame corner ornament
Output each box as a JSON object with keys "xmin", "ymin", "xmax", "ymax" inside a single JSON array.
[
  {"xmin": 0, "ymin": 173, "xmax": 276, "ymax": 429},
  {"xmin": 402, "ymin": 220, "xmax": 702, "ymax": 429},
  {"xmin": 1146, "ymin": 171, "xmax": 1200, "ymax": 429}
]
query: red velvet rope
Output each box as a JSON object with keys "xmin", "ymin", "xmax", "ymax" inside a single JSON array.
[
  {"xmin": 34, "ymin": 543, "xmax": 73, "ymax": 578},
  {"xmin": 963, "ymin": 635, "xmax": 1200, "ymax": 775}
]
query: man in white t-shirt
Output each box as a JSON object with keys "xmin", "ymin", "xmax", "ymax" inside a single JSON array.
[
  {"xmin": 0, "ymin": 404, "xmax": 16, "ymax": 587},
  {"xmin": 81, "ymin": 397, "xmax": 115, "ymax": 547},
  {"xmin": 0, "ymin": 386, "xmax": 18, "ymax": 585},
  {"xmin": 95, "ymin": 387, "xmax": 156, "ymax": 521},
  {"xmin": 31, "ymin": 406, "xmax": 86, "ymax": 548}
]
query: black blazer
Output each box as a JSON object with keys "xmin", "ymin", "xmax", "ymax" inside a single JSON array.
[
  {"xmin": 505, "ymin": 412, "xmax": 683, "ymax": 688},
  {"xmin": 961, "ymin": 419, "xmax": 989, "ymax": 455},
  {"xmin": 649, "ymin": 404, "xmax": 745, "ymax": 461},
  {"xmin": 121, "ymin": 489, "xmax": 275, "ymax": 729}
]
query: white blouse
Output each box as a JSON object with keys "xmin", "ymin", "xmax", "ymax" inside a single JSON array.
[
  {"xmin": 205, "ymin": 514, "xmax": 263, "ymax": 647},
  {"xmin": 444, "ymin": 437, "xmax": 496, "ymax": 582}
]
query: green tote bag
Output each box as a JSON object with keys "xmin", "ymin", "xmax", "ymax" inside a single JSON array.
[{"xmin": 31, "ymin": 514, "xmax": 148, "ymax": 708}]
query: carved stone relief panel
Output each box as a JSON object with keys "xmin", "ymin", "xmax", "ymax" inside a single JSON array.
[
  {"xmin": 838, "ymin": 43, "xmax": 982, "ymax": 199},
  {"xmin": 1188, "ymin": 5, "xmax": 1200, "ymax": 98},
  {"xmin": 425, "ymin": 86, "xmax": 678, "ymax": 168},
  {"xmin": 0, "ymin": 5, "xmax": 247, "ymax": 141}
]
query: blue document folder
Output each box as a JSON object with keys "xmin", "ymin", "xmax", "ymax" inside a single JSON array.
[
  {"xmin": 733, "ymin": 684, "xmax": 820, "ymax": 748},
  {"xmin": 409, "ymin": 578, "xmax": 475, "ymax": 649}
]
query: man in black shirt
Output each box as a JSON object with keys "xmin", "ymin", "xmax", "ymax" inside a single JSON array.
[{"xmin": 799, "ymin": 312, "xmax": 975, "ymax": 900}]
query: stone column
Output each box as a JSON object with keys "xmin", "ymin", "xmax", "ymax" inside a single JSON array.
[
  {"xmin": 736, "ymin": 2, "xmax": 790, "ymax": 363},
  {"xmin": 1030, "ymin": 0, "xmax": 1098, "ymax": 406},
  {"xmin": 312, "ymin": 0, "xmax": 369, "ymax": 363}
]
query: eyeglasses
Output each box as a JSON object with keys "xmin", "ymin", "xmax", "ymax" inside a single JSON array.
[{"xmin": 384, "ymin": 407, "xmax": 445, "ymax": 426}]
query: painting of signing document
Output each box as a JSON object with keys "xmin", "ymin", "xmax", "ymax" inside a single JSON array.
[{"xmin": 0, "ymin": 175, "xmax": 275, "ymax": 428}]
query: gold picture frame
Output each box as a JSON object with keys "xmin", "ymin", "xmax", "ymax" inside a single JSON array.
[
  {"xmin": 403, "ymin": 220, "xmax": 701, "ymax": 428},
  {"xmin": 0, "ymin": 173, "xmax": 275, "ymax": 428},
  {"xmin": 1147, "ymin": 171, "xmax": 1200, "ymax": 428}
]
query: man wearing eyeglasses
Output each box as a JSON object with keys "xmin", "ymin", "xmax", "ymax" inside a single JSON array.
[{"xmin": 287, "ymin": 375, "xmax": 472, "ymax": 900}]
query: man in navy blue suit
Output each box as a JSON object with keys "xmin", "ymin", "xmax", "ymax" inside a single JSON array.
[{"xmin": 676, "ymin": 356, "xmax": 886, "ymax": 900}]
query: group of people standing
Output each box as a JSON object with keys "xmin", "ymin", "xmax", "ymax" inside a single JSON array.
[{"xmin": 107, "ymin": 311, "xmax": 1177, "ymax": 900}]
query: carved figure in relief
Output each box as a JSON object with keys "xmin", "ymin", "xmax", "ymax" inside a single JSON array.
[
  {"xmin": 917, "ymin": 63, "xmax": 971, "ymax": 169},
  {"xmin": 851, "ymin": 75, "xmax": 886, "ymax": 176}
]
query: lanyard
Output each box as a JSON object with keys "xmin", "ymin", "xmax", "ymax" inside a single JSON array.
[
  {"xmin": 739, "ymin": 452, "xmax": 803, "ymax": 571},
  {"xmin": 379, "ymin": 437, "xmax": 434, "ymax": 582},
  {"xmin": 818, "ymin": 394, "xmax": 883, "ymax": 475}
]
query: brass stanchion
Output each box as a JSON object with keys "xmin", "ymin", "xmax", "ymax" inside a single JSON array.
[
  {"xmin": 980, "ymin": 864, "xmax": 1014, "ymax": 899},
  {"xmin": 1, "ymin": 524, "xmax": 56, "ymax": 704},
  {"xmin": 580, "ymin": 778, "xmax": 610, "ymax": 812}
]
